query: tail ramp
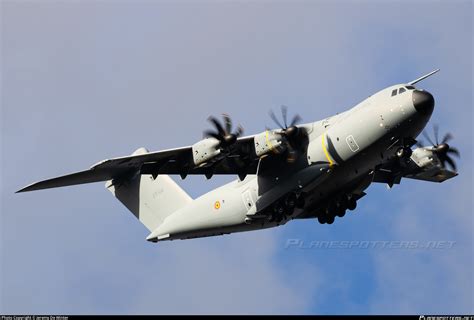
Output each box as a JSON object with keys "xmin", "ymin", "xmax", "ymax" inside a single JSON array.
[{"xmin": 106, "ymin": 148, "xmax": 192, "ymax": 232}]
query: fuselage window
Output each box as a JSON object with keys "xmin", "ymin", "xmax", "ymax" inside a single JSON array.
[
  {"xmin": 391, "ymin": 89, "xmax": 397, "ymax": 97},
  {"xmin": 398, "ymin": 87, "xmax": 406, "ymax": 94}
]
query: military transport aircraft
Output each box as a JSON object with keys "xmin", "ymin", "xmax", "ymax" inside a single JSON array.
[{"xmin": 17, "ymin": 69, "xmax": 459, "ymax": 242}]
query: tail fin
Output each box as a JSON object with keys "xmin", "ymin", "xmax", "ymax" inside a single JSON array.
[{"xmin": 106, "ymin": 148, "xmax": 192, "ymax": 231}]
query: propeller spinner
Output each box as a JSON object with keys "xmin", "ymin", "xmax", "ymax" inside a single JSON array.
[{"xmin": 269, "ymin": 105, "xmax": 303, "ymax": 162}]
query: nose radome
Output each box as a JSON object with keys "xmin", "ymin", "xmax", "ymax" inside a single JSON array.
[{"xmin": 412, "ymin": 90, "xmax": 434, "ymax": 115}]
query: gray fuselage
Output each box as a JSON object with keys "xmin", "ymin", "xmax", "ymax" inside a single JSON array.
[{"xmin": 147, "ymin": 84, "xmax": 434, "ymax": 241}]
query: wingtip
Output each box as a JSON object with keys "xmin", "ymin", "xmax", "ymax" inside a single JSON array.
[
  {"xmin": 16, "ymin": 181, "xmax": 42, "ymax": 193},
  {"xmin": 16, "ymin": 185, "xmax": 32, "ymax": 193}
]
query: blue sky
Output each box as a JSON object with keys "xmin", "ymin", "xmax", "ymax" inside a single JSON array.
[{"xmin": 1, "ymin": 0, "xmax": 472, "ymax": 315}]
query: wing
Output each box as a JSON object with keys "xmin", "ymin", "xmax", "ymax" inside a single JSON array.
[
  {"xmin": 403, "ymin": 167, "xmax": 457, "ymax": 182},
  {"xmin": 139, "ymin": 136, "xmax": 258, "ymax": 179},
  {"xmin": 17, "ymin": 136, "xmax": 258, "ymax": 193}
]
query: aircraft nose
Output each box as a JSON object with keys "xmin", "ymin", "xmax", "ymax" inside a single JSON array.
[{"xmin": 412, "ymin": 90, "xmax": 434, "ymax": 115}]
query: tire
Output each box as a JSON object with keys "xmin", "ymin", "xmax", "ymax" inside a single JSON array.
[
  {"xmin": 317, "ymin": 215, "xmax": 326, "ymax": 224},
  {"xmin": 337, "ymin": 195, "xmax": 348, "ymax": 209},
  {"xmin": 336, "ymin": 207, "xmax": 346, "ymax": 217},
  {"xmin": 285, "ymin": 193, "xmax": 297, "ymax": 211},
  {"xmin": 326, "ymin": 202, "xmax": 336, "ymax": 216},
  {"xmin": 274, "ymin": 202, "xmax": 285, "ymax": 215},
  {"xmin": 296, "ymin": 195, "xmax": 305, "ymax": 209},
  {"xmin": 326, "ymin": 215, "xmax": 335, "ymax": 224},
  {"xmin": 347, "ymin": 197, "xmax": 357, "ymax": 211}
]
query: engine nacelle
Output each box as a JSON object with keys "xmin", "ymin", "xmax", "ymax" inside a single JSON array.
[
  {"xmin": 254, "ymin": 130, "xmax": 283, "ymax": 157},
  {"xmin": 192, "ymin": 138, "xmax": 221, "ymax": 166},
  {"xmin": 406, "ymin": 147, "xmax": 457, "ymax": 182},
  {"xmin": 410, "ymin": 147, "xmax": 438, "ymax": 169},
  {"xmin": 307, "ymin": 133, "xmax": 337, "ymax": 166}
]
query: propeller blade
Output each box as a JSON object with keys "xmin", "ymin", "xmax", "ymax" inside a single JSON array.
[
  {"xmin": 415, "ymin": 140, "xmax": 424, "ymax": 148},
  {"xmin": 235, "ymin": 125, "xmax": 244, "ymax": 137},
  {"xmin": 441, "ymin": 133, "xmax": 453, "ymax": 144},
  {"xmin": 203, "ymin": 130, "xmax": 223, "ymax": 141},
  {"xmin": 281, "ymin": 105, "xmax": 288, "ymax": 128},
  {"xmin": 422, "ymin": 130, "xmax": 436, "ymax": 146},
  {"xmin": 447, "ymin": 147, "xmax": 460, "ymax": 157},
  {"xmin": 433, "ymin": 124, "xmax": 439, "ymax": 145},
  {"xmin": 443, "ymin": 155, "xmax": 457, "ymax": 171},
  {"xmin": 290, "ymin": 114, "xmax": 302, "ymax": 127},
  {"xmin": 223, "ymin": 114, "xmax": 232, "ymax": 134},
  {"xmin": 208, "ymin": 116, "xmax": 226, "ymax": 136},
  {"xmin": 269, "ymin": 110, "xmax": 285, "ymax": 129}
]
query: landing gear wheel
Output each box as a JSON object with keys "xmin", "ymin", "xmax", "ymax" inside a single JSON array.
[
  {"xmin": 273, "ymin": 202, "xmax": 285, "ymax": 216},
  {"xmin": 274, "ymin": 214, "xmax": 283, "ymax": 223},
  {"xmin": 296, "ymin": 194, "xmax": 305, "ymax": 209},
  {"xmin": 337, "ymin": 195, "xmax": 348, "ymax": 210},
  {"xmin": 285, "ymin": 193, "xmax": 297, "ymax": 212},
  {"xmin": 326, "ymin": 215, "xmax": 335, "ymax": 224},
  {"xmin": 326, "ymin": 202, "xmax": 336, "ymax": 216},
  {"xmin": 347, "ymin": 197, "xmax": 357, "ymax": 211},
  {"xmin": 317, "ymin": 215, "xmax": 327, "ymax": 224},
  {"xmin": 336, "ymin": 207, "xmax": 346, "ymax": 218}
]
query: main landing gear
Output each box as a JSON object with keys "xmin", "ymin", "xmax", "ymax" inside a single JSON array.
[
  {"xmin": 269, "ymin": 192, "xmax": 305, "ymax": 223},
  {"xmin": 317, "ymin": 194, "xmax": 357, "ymax": 224}
]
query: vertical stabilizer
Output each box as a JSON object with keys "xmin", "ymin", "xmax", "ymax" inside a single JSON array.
[{"xmin": 106, "ymin": 148, "xmax": 192, "ymax": 231}]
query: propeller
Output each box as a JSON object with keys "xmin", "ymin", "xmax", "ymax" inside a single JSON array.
[
  {"xmin": 417, "ymin": 124, "xmax": 460, "ymax": 171},
  {"xmin": 203, "ymin": 114, "xmax": 244, "ymax": 148},
  {"xmin": 269, "ymin": 105, "xmax": 301, "ymax": 138},
  {"xmin": 269, "ymin": 105, "xmax": 302, "ymax": 162},
  {"xmin": 203, "ymin": 114, "xmax": 247, "ymax": 180}
]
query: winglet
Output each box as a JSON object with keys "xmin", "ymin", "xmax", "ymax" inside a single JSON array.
[{"xmin": 408, "ymin": 69, "xmax": 440, "ymax": 85}]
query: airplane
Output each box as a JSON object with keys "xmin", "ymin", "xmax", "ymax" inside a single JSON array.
[{"xmin": 17, "ymin": 69, "xmax": 460, "ymax": 242}]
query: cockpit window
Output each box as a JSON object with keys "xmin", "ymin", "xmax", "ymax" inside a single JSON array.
[
  {"xmin": 391, "ymin": 89, "xmax": 397, "ymax": 97},
  {"xmin": 406, "ymin": 85, "xmax": 415, "ymax": 90},
  {"xmin": 398, "ymin": 87, "xmax": 406, "ymax": 94}
]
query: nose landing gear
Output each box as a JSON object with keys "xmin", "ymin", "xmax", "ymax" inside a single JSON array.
[{"xmin": 396, "ymin": 146, "xmax": 413, "ymax": 159}]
